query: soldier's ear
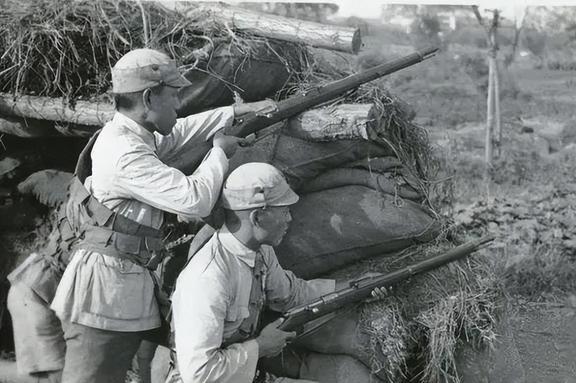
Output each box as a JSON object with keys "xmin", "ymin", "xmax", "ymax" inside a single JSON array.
[
  {"xmin": 142, "ymin": 88, "xmax": 153, "ymax": 111},
  {"xmin": 249, "ymin": 209, "xmax": 264, "ymax": 228}
]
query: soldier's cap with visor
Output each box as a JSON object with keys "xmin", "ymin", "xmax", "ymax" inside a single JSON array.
[
  {"xmin": 111, "ymin": 48, "xmax": 191, "ymax": 94},
  {"xmin": 221, "ymin": 163, "xmax": 299, "ymax": 211}
]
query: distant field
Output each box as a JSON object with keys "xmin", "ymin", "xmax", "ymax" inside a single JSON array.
[{"xmin": 375, "ymin": 45, "xmax": 576, "ymax": 128}]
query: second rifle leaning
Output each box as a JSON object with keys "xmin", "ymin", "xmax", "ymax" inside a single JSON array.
[{"xmin": 278, "ymin": 235, "xmax": 494, "ymax": 334}]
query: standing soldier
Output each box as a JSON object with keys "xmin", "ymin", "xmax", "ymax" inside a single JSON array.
[{"xmin": 48, "ymin": 48, "xmax": 275, "ymax": 383}]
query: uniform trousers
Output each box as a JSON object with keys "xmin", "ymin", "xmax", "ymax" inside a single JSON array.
[{"xmin": 60, "ymin": 320, "xmax": 157, "ymax": 383}]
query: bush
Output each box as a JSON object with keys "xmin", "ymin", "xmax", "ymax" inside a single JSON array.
[
  {"xmin": 522, "ymin": 30, "xmax": 547, "ymax": 61},
  {"xmin": 546, "ymin": 59, "xmax": 576, "ymax": 71},
  {"xmin": 458, "ymin": 53, "xmax": 489, "ymax": 93},
  {"xmin": 410, "ymin": 14, "xmax": 442, "ymax": 47},
  {"xmin": 445, "ymin": 26, "xmax": 486, "ymax": 47}
]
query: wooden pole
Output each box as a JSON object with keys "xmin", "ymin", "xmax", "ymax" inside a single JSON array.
[
  {"xmin": 504, "ymin": 7, "xmax": 527, "ymax": 67},
  {"xmin": 494, "ymin": 58, "xmax": 502, "ymax": 157},
  {"xmin": 0, "ymin": 116, "xmax": 59, "ymax": 137},
  {"xmin": 182, "ymin": 3, "xmax": 362, "ymax": 54},
  {"xmin": 491, "ymin": 9, "xmax": 501, "ymax": 157},
  {"xmin": 486, "ymin": 56, "xmax": 495, "ymax": 169},
  {"xmin": 0, "ymin": 93, "xmax": 114, "ymax": 126},
  {"xmin": 473, "ymin": 6, "xmax": 501, "ymax": 172},
  {"xmin": 0, "ymin": 115, "xmax": 98, "ymax": 138}
]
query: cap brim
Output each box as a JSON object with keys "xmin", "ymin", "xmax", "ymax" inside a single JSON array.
[
  {"xmin": 270, "ymin": 188, "xmax": 299, "ymax": 207},
  {"xmin": 167, "ymin": 74, "xmax": 192, "ymax": 88}
]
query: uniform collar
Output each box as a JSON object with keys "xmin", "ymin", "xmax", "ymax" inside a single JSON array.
[
  {"xmin": 112, "ymin": 112, "xmax": 156, "ymax": 148},
  {"xmin": 218, "ymin": 226, "xmax": 257, "ymax": 268}
]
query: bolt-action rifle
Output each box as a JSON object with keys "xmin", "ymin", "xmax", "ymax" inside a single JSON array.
[
  {"xmin": 172, "ymin": 47, "xmax": 439, "ymax": 174},
  {"xmin": 277, "ymin": 236, "xmax": 494, "ymax": 334}
]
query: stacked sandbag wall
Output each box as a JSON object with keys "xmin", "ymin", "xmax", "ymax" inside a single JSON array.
[{"xmin": 231, "ymin": 107, "xmax": 440, "ymax": 277}]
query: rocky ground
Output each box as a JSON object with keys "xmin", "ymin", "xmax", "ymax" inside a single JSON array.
[{"xmin": 420, "ymin": 52, "xmax": 576, "ymax": 381}]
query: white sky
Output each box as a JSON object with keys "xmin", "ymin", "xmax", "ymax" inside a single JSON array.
[
  {"xmin": 335, "ymin": 1, "xmax": 576, "ymax": 19},
  {"xmin": 163, "ymin": 1, "xmax": 576, "ymax": 20}
]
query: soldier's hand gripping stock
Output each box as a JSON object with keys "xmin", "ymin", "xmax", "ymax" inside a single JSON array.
[
  {"xmin": 212, "ymin": 99, "xmax": 279, "ymax": 155},
  {"xmin": 255, "ymin": 318, "xmax": 297, "ymax": 358},
  {"xmin": 212, "ymin": 131, "xmax": 246, "ymax": 158},
  {"xmin": 255, "ymin": 279, "xmax": 389, "ymax": 358}
]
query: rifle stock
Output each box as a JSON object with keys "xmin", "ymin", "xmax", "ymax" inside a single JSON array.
[
  {"xmin": 171, "ymin": 47, "xmax": 439, "ymax": 174},
  {"xmin": 278, "ymin": 235, "xmax": 494, "ymax": 333}
]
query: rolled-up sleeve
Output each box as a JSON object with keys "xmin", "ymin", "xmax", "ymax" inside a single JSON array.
[
  {"xmin": 115, "ymin": 145, "xmax": 227, "ymax": 219},
  {"xmin": 155, "ymin": 106, "xmax": 235, "ymax": 163},
  {"xmin": 173, "ymin": 272, "xmax": 259, "ymax": 383},
  {"xmin": 263, "ymin": 247, "xmax": 335, "ymax": 312}
]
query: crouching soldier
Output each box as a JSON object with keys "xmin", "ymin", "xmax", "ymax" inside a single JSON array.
[{"xmin": 172, "ymin": 162, "xmax": 386, "ymax": 383}]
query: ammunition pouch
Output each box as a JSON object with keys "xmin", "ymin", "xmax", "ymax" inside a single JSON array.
[
  {"xmin": 43, "ymin": 205, "xmax": 78, "ymax": 274},
  {"xmin": 68, "ymin": 176, "xmax": 166, "ymax": 271}
]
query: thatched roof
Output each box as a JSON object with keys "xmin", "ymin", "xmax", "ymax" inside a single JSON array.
[{"xmin": 0, "ymin": 0, "xmax": 309, "ymax": 100}]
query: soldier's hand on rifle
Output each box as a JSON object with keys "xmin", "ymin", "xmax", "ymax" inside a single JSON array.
[
  {"xmin": 212, "ymin": 131, "xmax": 246, "ymax": 158},
  {"xmin": 352, "ymin": 272, "xmax": 391, "ymax": 303},
  {"xmin": 335, "ymin": 272, "xmax": 391, "ymax": 302},
  {"xmin": 234, "ymin": 99, "xmax": 278, "ymax": 117},
  {"xmin": 369, "ymin": 285, "xmax": 390, "ymax": 302},
  {"xmin": 255, "ymin": 318, "xmax": 296, "ymax": 358}
]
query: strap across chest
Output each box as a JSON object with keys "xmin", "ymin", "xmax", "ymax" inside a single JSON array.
[{"xmin": 224, "ymin": 252, "xmax": 268, "ymax": 345}]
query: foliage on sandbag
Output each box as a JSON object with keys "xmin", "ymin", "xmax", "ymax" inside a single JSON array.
[
  {"xmin": 327, "ymin": 236, "xmax": 503, "ymax": 383},
  {"xmin": 283, "ymin": 76, "xmax": 439, "ymax": 204}
]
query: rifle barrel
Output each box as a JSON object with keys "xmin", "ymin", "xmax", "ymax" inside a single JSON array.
[
  {"xmin": 352, "ymin": 236, "xmax": 495, "ymax": 293},
  {"xmin": 279, "ymin": 235, "xmax": 493, "ymax": 332},
  {"xmin": 171, "ymin": 47, "xmax": 439, "ymax": 174},
  {"xmin": 230, "ymin": 47, "xmax": 439, "ymax": 137}
]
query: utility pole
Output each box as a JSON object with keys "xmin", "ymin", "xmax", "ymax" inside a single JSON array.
[{"xmin": 472, "ymin": 6, "xmax": 501, "ymax": 173}]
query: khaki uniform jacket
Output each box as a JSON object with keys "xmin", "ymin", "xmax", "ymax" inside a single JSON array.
[
  {"xmin": 172, "ymin": 227, "xmax": 335, "ymax": 383},
  {"xmin": 51, "ymin": 108, "xmax": 233, "ymax": 331}
]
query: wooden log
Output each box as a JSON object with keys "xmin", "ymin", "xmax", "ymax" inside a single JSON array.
[
  {"xmin": 0, "ymin": 93, "xmax": 114, "ymax": 126},
  {"xmin": 286, "ymin": 103, "xmax": 377, "ymax": 141},
  {"xmin": 183, "ymin": 4, "xmax": 362, "ymax": 54},
  {"xmin": 308, "ymin": 47, "xmax": 357, "ymax": 77},
  {"xmin": 0, "ymin": 116, "xmax": 59, "ymax": 137}
]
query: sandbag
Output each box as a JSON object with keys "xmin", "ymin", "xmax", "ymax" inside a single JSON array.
[
  {"xmin": 275, "ymin": 185, "xmax": 439, "ymax": 278},
  {"xmin": 178, "ymin": 40, "xmax": 301, "ymax": 116},
  {"xmin": 299, "ymin": 167, "xmax": 423, "ymax": 202},
  {"xmin": 273, "ymin": 136, "xmax": 391, "ymax": 189},
  {"xmin": 232, "ymin": 132, "xmax": 392, "ymax": 189},
  {"xmin": 344, "ymin": 157, "xmax": 423, "ymax": 188},
  {"xmin": 345, "ymin": 157, "xmax": 403, "ymax": 173}
]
